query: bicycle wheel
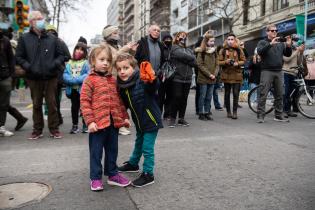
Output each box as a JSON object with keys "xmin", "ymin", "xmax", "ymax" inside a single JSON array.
[
  {"xmin": 296, "ymin": 88, "xmax": 315, "ymax": 119},
  {"xmin": 248, "ymin": 85, "xmax": 274, "ymax": 114}
]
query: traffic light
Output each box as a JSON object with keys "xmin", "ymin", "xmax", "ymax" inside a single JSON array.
[{"xmin": 15, "ymin": 0, "xmax": 29, "ymax": 30}]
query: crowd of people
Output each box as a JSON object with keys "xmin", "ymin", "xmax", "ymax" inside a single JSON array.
[{"xmin": 0, "ymin": 10, "xmax": 314, "ymax": 189}]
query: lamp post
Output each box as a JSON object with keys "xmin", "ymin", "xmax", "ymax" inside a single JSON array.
[{"xmin": 304, "ymin": 0, "xmax": 308, "ymax": 42}]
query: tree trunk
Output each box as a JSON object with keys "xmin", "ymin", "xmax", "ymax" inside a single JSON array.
[{"xmin": 56, "ymin": 0, "xmax": 61, "ymax": 32}]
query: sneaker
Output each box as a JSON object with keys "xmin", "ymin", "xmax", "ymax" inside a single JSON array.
[
  {"xmin": 107, "ymin": 173, "xmax": 131, "ymax": 187},
  {"xmin": 119, "ymin": 127, "xmax": 131, "ymax": 135},
  {"xmin": 257, "ymin": 115, "xmax": 264, "ymax": 123},
  {"xmin": 177, "ymin": 119, "xmax": 189, "ymax": 126},
  {"xmin": 82, "ymin": 126, "xmax": 88, "ymax": 133},
  {"xmin": 215, "ymin": 107, "xmax": 224, "ymax": 111},
  {"xmin": 132, "ymin": 172, "xmax": 154, "ymax": 188},
  {"xmin": 287, "ymin": 112, "xmax": 298, "ymax": 117},
  {"xmin": 118, "ymin": 161, "xmax": 139, "ymax": 173},
  {"xmin": 168, "ymin": 118, "xmax": 176, "ymax": 128},
  {"xmin": 90, "ymin": 179, "xmax": 104, "ymax": 191},
  {"xmin": 70, "ymin": 125, "xmax": 79, "ymax": 134},
  {"xmin": 50, "ymin": 130, "xmax": 63, "ymax": 139},
  {"xmin": 28, "ymin": 130, "xmax": 43, "ymax": 140},
  {"xmin": 15, "ymin": 117, "xmax": 28, "ymax": 131},
  {"xmin": 0, "ymin": 126, "xmax": 14, "ymax": 137},
  {"xmin": 274, "ymin": 115, "xmax": 289, "ymax": 122}
]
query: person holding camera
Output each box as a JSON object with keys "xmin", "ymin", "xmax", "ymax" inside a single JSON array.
[
  {"xmin": 256, "ymin": 24, "xmax": 292, "ymax": 123},
  {"xmin": 218, "ymin": 33, "xmax": 246, "ymax": 119}
]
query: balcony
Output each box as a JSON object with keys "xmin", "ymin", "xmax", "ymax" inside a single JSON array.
[
  {"xmin": 124, "ymin": 1, "xmax": 134, "ymax": 14},
  {"xmin": 124, "ymin": 12, "xmax": 134, "ymax": 23},
  {"xmin": 124, "ymin": 23, "xmax": 135, "ymax": 34}
]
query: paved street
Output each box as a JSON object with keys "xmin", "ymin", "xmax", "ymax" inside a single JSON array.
[{"xmin": 0, "ymin": 89, "xmax": 315, "ymax": 210}]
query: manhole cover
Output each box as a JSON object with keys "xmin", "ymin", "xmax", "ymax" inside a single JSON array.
[{"xmin": 0, "ymin": 182, "xmax": 52, "ymax": 209}]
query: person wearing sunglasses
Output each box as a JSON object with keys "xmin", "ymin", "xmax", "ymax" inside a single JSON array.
[{"xmin": 256, "ymin": 24, "xmax": 292, "ymax": 123}]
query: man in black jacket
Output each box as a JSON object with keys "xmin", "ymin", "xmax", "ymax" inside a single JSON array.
[
  {"xmin": 256, "ymin": 24, "xmax": 292, "ymax": 123},
  {"xmin": 16, "ymin": 11, "xmax": 65, "ymax": 139},
  {"xmin": 135, "ymin": 24, "xmax": 165, "ymax": 73}
]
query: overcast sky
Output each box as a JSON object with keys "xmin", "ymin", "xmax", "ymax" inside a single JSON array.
[{"xmin": 58, "ymin": 0, "xmax": 110, "ymax": 50}]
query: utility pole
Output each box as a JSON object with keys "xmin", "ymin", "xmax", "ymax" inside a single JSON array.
[{"xmin": 304, "ymin": 0, "xmax": 308, "ymax": 42}]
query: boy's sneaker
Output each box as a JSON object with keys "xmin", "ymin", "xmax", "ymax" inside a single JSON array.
[
  {"xmin": 178, "ymin": 119, "xmax": 189, "ymax": 126},
  {"xmin": 132, "ymin": 172, "xmax": 154, "ymax": 188},
  {"xmin": 50, "ymin": 130, "xmax": 63, "ymax": 139},
  {"xmin": 107, "ymin": 173, "xmax": 130, "ymax": 187},
  {"xmin": 118, "ymin": 161, "xmax": 140, "ymax": 173},
  {"xmin": 28, "ymin": 130, "xmax": 43, "ymax": 140},
  {"xmin": 70, "ymin": 125, "xmax": 79, "ymax": 134},
  {"xmin": 0, "ymin": 126, "xmax": 14, "ymax": 137},
  {"xmin": 90, "ymin": 179, "xmax": 104, "ymax": 191},
  {"xmin": 274, "ymin": 115, "xmax": 289, "ymax": 122},
  {"xmin": 82, "ymin": 124, "xmax": 88, "ymax": 133},
  {"xmin": 168, "ymin": 118, "xmax": 176, "ymax": 128}
]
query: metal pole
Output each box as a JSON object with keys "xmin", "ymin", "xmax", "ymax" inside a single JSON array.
[
  {"xmin": 221, "ymin": 18, "xmax": 224, "ymax": 43},
  {"xmin": 304, "ymin": 0, "xmax": 308, "ymax": 42}
]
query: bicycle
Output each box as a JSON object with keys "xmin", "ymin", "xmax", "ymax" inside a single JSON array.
[{"xmin": 247, "ymin": 65, "xmax": 315, "ymax": 119}]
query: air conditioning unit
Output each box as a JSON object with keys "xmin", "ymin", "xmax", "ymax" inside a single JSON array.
[{"xmin": 205, "ymin": 9, "xmax": 214, "ymax": 16}]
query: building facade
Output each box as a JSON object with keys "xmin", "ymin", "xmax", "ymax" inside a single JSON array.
[
  {"xmin": 234, "ymin": 0, "xmax": 315, "ymax": 53},
  {"xmin": 170, "ymin": 0, "xmax": 188, "ymax": 37},
  {"xmin": 150, "ymin": 0, "xmax": 170, "ymax": 34},
  {"xmin": 107, "ymin": 0, "xmax": 119, "ymax": 27}
]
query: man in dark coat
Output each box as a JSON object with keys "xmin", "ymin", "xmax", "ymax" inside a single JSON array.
[{"xmin": 16, "ymin": 11, "xmax": 65, "ymax": 139}]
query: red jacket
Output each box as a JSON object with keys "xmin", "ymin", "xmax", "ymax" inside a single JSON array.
[{"xmin": 80, "ymin": 72, "xmax": 129, "ymax": 129}]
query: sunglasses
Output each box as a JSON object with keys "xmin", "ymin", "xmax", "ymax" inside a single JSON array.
[{"xmin": 268, "ymin": 30, "xmax": 278, "ymax": 33}]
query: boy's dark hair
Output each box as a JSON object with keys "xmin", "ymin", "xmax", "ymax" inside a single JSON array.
[
  {"xmin": 227, "ymin": 33, "xmax": 236, "ymax": 38},
  {"xmin": 115, "ymin": 53, "xmax": 138, "ymax": 69}
]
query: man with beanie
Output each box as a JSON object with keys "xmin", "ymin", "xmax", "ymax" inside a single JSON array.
[
  {"xmin": 16, "ymin": 11, "xmax": 65, "ymax": 139},
  {"xmin": 102, "ymin": 25, "xmax": 138, "ymax": 136}
]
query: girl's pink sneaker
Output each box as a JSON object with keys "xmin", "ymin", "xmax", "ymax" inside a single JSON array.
[
  {"xmin": 107, "ymin": 173, "xmax": 131, "ymax": 187},
  {"xmin": 90, "ymin": 179, "xmax": 104, "ymax": 191}
]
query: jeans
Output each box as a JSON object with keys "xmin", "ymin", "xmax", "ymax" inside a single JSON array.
[
  {"xmin": 89, "ymin": 122, "xmax": 119, "ymax": 179},
  {"xmin": 198, "ymin": 84, "xmax": 214, "ymax": 114},
  {"xmin": 224, "ymin": 83, "xmax": 241, "ymax": 113},
  {"xmin": 0, "ymin": 77, "xmax": 12, "ymax": 126},
  {"xmin": 257, "ymin": 71, "xmax": 284, "ymax": 117},
  {"xmin": 129, "ymin": 130, "xmax": 158, "ymax": 175},
  {"xmin": 283, "ymin": 73, "xmax": 298, "ymax": 113},
  {"xmin": 27, "ymin": 78, "xmax": 59, "ymax": 132},
  {"xmin": 212, "ymin": 82, "xmax": 222, "ymax": 109}
]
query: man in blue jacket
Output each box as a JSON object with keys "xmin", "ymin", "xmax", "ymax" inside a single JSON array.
[
  {"xmin": 16, "ymin": 11, "xmax": 65, "ymax": 139},
  {"xmin": 256, "ymin": 24, "xmax": 292, "ymax": 123}
]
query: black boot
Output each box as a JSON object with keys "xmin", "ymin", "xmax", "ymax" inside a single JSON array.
[
  {"xmin": 232, "ymin": 111, "xmax": 238, "ymax": 119},
  {"xmin": 8, "ymin": 106, "xmax": 28, "ymax": 131},
  {"xmin": 205, "ymin": 113, "xmax": 213, "ymax": 121},
  {"xmin": 199, "ymin": 114, "xmax": 207, "ymax": 121}
]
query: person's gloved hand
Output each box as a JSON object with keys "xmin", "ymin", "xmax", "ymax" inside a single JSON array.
[{"xmin": 140, "ymin": 61, "xmax": 156, "ymax": 83}]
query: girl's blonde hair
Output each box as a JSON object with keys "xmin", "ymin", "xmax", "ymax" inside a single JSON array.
[
  {"xmin": 89, "ymin": 44, "xmax": 113, "ymax": 68},
  {"xmin": 115, "ymin": 52, "xmax": 138, "ymax": 69}
]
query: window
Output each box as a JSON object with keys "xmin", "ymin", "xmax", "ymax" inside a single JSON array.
[
  {"xmin": 181, "ymin": 0, "xmax": 187, "ymax": 7},
  {"xmin": 188, "ymin": 9, "xmax": 197, "ymax": 29},
  {"xmin": 181, "ymin": 17, "xmax": 187, "ymax": 25},
  {"xmin": 243, "ymin": 0, "xmax": 250, "ymax": 25},
  {"xmin": 261, "ymin": 0, "xmax": 266, "ymax": 16},
  {"xmin": 173, "ymin": 8, "xmax": 178, "ymax": 18},
  {"xmin": 273, "ymin": 0, "xmax": 289, "ymax": 11}
]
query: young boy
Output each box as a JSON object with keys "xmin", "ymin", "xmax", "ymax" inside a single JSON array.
[{"xmin": 115, "ymin": 53, "xmax": 163, "ymax": 187}]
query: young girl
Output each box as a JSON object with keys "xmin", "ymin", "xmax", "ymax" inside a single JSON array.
[
  {"xmin": 80, "ymin": 45, "xmax": 131, "ymax": 191},
  {"xmin": 63, "ymin": 42, "xmax": 89, "ymax": 134},
  {"xmin": 115, "ymin": 53, "xmax": 163, "ymax": 187}
]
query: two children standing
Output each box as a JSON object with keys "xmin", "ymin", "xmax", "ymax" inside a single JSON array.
[{"xmin": 80, "ymin": 45, "xmax": 162, "ymax": 190}]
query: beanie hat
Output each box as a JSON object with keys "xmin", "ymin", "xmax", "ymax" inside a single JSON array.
[
  {"xmin": 162, "ymin": 34, "xmax": 172, "ymax": 41},
  {"xmin": 102, "ymin": 25, "xmax": 119, "ymax": 39},
  {"xmin": 46, "ymin": 24, "xmax": 57, "ymax": 32},
  {"xmin": 78, "ymin": 36, "xmax": 87, "ymax": 45}
]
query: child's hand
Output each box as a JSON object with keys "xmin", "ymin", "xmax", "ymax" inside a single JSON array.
[
  {"xmin": 124, "ymin": 119, "xmax": 131, "ymax": 128},
  {"xmin": 88, "ymin": 122, "xmax": 98, "ymax": 133}
]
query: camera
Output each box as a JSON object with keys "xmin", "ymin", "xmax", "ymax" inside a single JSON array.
[
  {"xmin": 278, "ymin": 37, "xmax": 287, "ymax": 42},
  {"xmin": 229, "ymin": 59, "xmax": 235, "ymax": 66}
]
